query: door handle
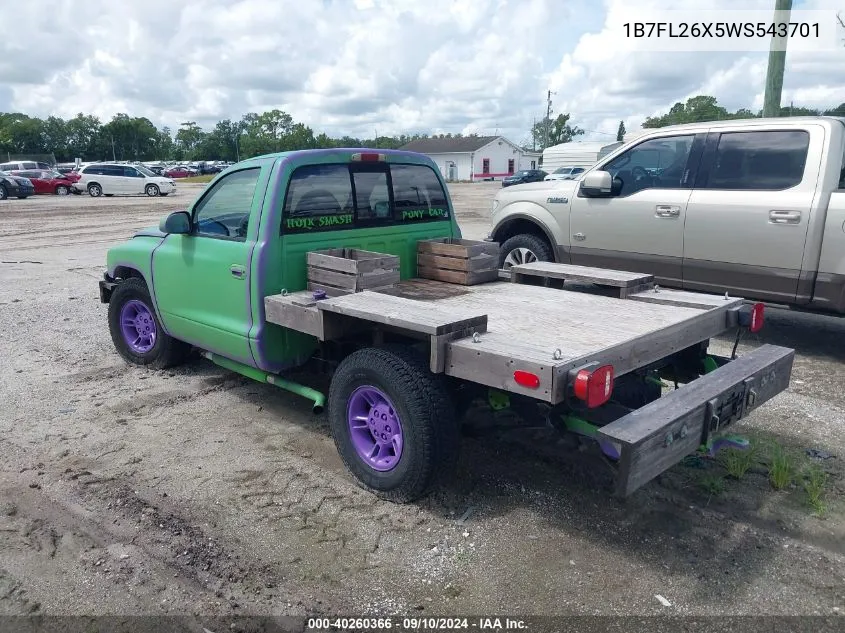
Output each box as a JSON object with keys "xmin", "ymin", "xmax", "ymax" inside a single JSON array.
[
  {"xmin": 573, "ymin": 232, "xmax": 586, "ymax": 241},
  {"xmin": 230, "ymin": 264, "xmax": 246, "ymax": 279},
  {"xmin": 655, "ymin": 205, "xmax": 680, "ymax": 218},
  {"xmin": 768, "ymin": 210, "xmax": 801, "ymax": 224}
]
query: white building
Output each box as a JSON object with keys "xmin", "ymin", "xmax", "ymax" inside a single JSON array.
[
  {"xmin": 540, "ymin": 140, "xmax": 624, "ymax": 172},
  {"xmin": 400, "ymin": 136, "xmax": 542, "ymax": 182}
]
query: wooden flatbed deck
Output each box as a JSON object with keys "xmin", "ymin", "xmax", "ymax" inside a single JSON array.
[{"xmin": 265, "ymin": 262, "xmax": 745, "ymax": 405}]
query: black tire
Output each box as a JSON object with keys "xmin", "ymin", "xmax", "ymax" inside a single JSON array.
[
  {"xmin": 328, "ymin": 346, "xmax": 459, "ymax": 503},
  {"xmin": 160, "ymin": 193, "xmax": 169, "ymax": 197},
  {"xmin": 0, "ymin": 185, "xmax": 6, "ymax": 200},
  {"xmin": 88, "ymin": 183, "xmax": 102, "ymax": 197},
  {"xmin": 107, "ymin": 277, "xmax": 191, "ymax": 369},
  {"xmin": 16, "ymin": 196, "xmax": 28, "ymax": 199},
  {"xmin": 145, "ymin": 184, "xmax": 160, "ymax": 197},
  {"xmin": 55, "ymin": 185, "xmax": 69, "ymax": 196},
  {"xmin": 499, "ymin": 233, "xmax": 554, "ymax": 269}
]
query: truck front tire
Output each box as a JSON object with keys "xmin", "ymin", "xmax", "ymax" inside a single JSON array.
[
  {"xmin": 107, "ymin": 277, "xmax": 190, "ymax": 369},
  {"xmin": 499, "ymin": 233, "xmax": 553, "ymax": 269},
  {"xmin": 328, "ymin": 346, "xmax": 459, "ymax": 503}
]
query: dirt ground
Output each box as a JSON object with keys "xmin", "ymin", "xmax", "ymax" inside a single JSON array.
[{"xmin": 1, "ymin": 182, "xmax": 843, "ymax": 626}]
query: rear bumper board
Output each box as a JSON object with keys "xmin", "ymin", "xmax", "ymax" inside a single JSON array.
[{"xmin": 597, "ymin": 344, "xmax": 795, "ymax": 497}]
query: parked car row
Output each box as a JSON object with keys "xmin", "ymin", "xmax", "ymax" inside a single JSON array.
[{"xmin": 0, "ymin": 170, "xmax": 35, "ymax": 200}]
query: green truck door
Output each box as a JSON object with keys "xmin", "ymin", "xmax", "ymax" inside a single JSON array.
[{"xmin": 151, "ymin": 165, "xmax": 268, "ymax": 365}]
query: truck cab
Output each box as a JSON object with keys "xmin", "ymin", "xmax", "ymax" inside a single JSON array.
[{"xmin": 100, "ymin": 149, "xmax": 459, "ymax": 372}]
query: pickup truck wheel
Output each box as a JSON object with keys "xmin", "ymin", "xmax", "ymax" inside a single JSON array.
[
  {"xmin": 499, "ymin": 234, "xmax": 553, "ymax": 269},
  {"xmin": 108, "ymin": 277, "xmax": 190, "ymax": 369},
  {"xmin": 328, "ymin": 346, "xmax": 459, "ymax": 503}
]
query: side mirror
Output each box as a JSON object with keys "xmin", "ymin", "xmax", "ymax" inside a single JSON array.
[
  {"xmin": 159, "ymin": 210, "xmax": 191, "ymax": 234},
  {"xmin": 580, "ymin": 170, "xmax": 613, "ymax": 196}
]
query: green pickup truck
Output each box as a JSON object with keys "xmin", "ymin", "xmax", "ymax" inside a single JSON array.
[{"xmin": 99, "ymin": 148, "xmax": 795, "ymax": 503}]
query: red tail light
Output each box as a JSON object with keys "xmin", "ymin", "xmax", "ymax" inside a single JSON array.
[
  {"xmin": 513, "ymin": 370, "xmax": 540, "ymax": 389},
  {"xmin": 572, "ymin": 364, "xmax": 614, "ymax": 408},
  {"xmin": 738, "ymin": 302, "xmax": 765, "ymax": 332},
  {"xmin": 351, "ymin": 152, "xmax": 385, "ymax": 162},
  {"xmin": 749, "ymin": 302, "xmax": 764, "ymax": 333}
]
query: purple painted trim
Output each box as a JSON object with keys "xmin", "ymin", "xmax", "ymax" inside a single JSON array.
[
  {"xmin": 148, "ymin": 238, "xmax": 172, "ymax": 337},
  {"xmin": 250, "ymin": 155, "xmax": 293, "ymax": 373}
]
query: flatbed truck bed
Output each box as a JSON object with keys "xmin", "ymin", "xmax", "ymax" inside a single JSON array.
[{"xmin": 265, "ymin": 261, "xmax": 793, "ymax": 497}]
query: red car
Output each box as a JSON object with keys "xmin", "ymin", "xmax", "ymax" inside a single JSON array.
[
  {"xmin": 12, "ymin": 169, "xmax": 75, "ymax": 195},
  {"xmin": 163, "ymin": 166, "xmax": 197, "ymax": 178}
]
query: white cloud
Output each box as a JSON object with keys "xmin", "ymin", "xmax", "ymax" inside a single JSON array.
[{"xmin": 0, "ymin": 0, "xmax": 843, "ymax": 143}]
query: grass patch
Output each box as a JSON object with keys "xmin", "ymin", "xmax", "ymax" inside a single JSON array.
[
  {"xmin": 700, "ymin": 474, "xmax": 726, "ymax": 496},
  {"xmin": 720, "ymin": 445, "xmax": 758, "ymax": 480},
  {"xmin": 801, "ymin": 464, "xmax": 829, "ymax": 517},
  {"xmin": 179, "ymin": 174, "xmax": 215, "ymax": 184},
  {"xmin": 768, "ymin": 444, "xmax": 794, "ymax": 490}
]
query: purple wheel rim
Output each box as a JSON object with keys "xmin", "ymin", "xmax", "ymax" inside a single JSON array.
[
  {"xmin": 347, "ymin": 386, "xmax": 404, "ymax": 472},
  {"xmin": 119, "ymin": 299, "xmax": 157, "ymax": 354}
]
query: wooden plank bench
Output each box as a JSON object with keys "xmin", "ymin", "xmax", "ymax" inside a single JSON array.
[
  {"xmin": 265, "ymin": 289, "xmax": 488, "ymax": 373},
  {"xmin": 509, "ymin": 262, "xmax": 654, "ymax": 298}
]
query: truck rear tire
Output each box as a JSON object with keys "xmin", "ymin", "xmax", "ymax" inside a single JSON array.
[
  {"xmin": 499, "ymin": 233, "xmax": 553, "ymax": 269},
  {"xmin": 107, "ymin": 277, "xmax": 190, "ymax": 369},
  {"xmin": 328, "ymin": 346, "xmax": 459, "ymax": 503}
]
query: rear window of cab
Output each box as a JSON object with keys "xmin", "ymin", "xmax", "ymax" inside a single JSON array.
[{"xmin": 281, "ymin": 162, "xmax": 449, "ymax": 234}]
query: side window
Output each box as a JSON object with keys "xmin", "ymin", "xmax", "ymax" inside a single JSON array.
[
  {"xmin": 123, "ymin": 166, "xmax": 141, "ymax": 177},
  {"xmin": 603, "ymin": 135, "xmax": 695, "ymax": 196},
  {"xmin": 282, "ymin": 164, "xmax": 354, "ymax": 234},
  {"xmin": 23, "ymin": 162, "xmax": 36, "ymax": 169},
  {"xmin": 391, "ymin": 164, "xmax": 450, "ymax": 223},
  {"xmin": 101, "ymin": 166, "xmax": 122, "ymax": 177},
  {"xmin": 193, "ymin": 167, "xmax": 261, "ymax": 240},
  {"xmin": 0, "ymin": 164, "xmax": 13, "ymax": 171},
  {"xmin": 704, "ymin": 130, "xmax": 809, "ymax": 190},
  {"xmin": 85, "ymin": 167, "xmax": 101, "ymax": 176}
]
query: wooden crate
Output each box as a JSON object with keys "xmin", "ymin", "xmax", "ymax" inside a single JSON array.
[
  {"xmin": 416, "ymin": 238, "xmax": 500, "ymax": 285},
  {"xmin": 306, "ymin": 248, "xmax": 400, "ymax": 297}
]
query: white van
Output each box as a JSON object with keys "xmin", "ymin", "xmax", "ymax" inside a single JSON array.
[
  {"xmin": 73, "ymin": 163, "xmax": 176, "ymax": 197},
  {"xmin": 0, "ymin": 160, "xmax": 52, "ymax": 171}
]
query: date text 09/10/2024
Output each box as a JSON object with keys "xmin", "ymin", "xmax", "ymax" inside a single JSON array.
[{"xmin": 306, "ymin": 617, "xmax": 528, "ymax": 631}]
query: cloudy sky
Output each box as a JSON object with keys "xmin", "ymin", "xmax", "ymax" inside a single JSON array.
[{"xmin": 3, "ymin": 0, "xmax": 844, "ymax": 143}]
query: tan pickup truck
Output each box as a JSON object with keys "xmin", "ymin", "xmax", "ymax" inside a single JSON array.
[{"xmin": 488, "ymin": 116, "xmax": 845, "ymax": 314}]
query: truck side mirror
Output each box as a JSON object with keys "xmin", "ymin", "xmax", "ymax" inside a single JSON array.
[
  {"xmin": 580, "ymin": 170, "xmax": 614, "ymax": 197},
  {"xmin": 160, "ymin": 210, "xmax": 192, "ymax": 234}
]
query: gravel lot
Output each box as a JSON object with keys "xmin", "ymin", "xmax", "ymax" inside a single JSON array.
[{"xmin": 0, "ymin": 182, "xmax": 843, "ymax": 625}]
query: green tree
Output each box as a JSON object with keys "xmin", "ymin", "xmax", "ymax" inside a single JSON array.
[
  {"xmin": 531, "ymin": 113, "xmax": 583, "ymax": 149},
  {"xmin": 65, "ymin": 113, "xmax": 102, "ymax": 160},
  {"xmin": 825, "ymin": 103, "xmax": 845, "ymax": 116},
  {"xmin": 616, "ymin": 120, "xmax": 626, "ymax": 141},
  {"xmin": 643, "ymin": 95, "xmax": 733, "ymax": 128},
  {"xmin": 175, "ymin": 121, "xmax": 206, "ymax": 159}
]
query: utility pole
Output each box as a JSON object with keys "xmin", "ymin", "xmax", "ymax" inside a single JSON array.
[
  {"xmin": 762, "ymin": 0, "xmax": 793, "ymax": 117},
  {"xmin": 544, "ymin": 90, "xmax": 554, "ymax": 150}
]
